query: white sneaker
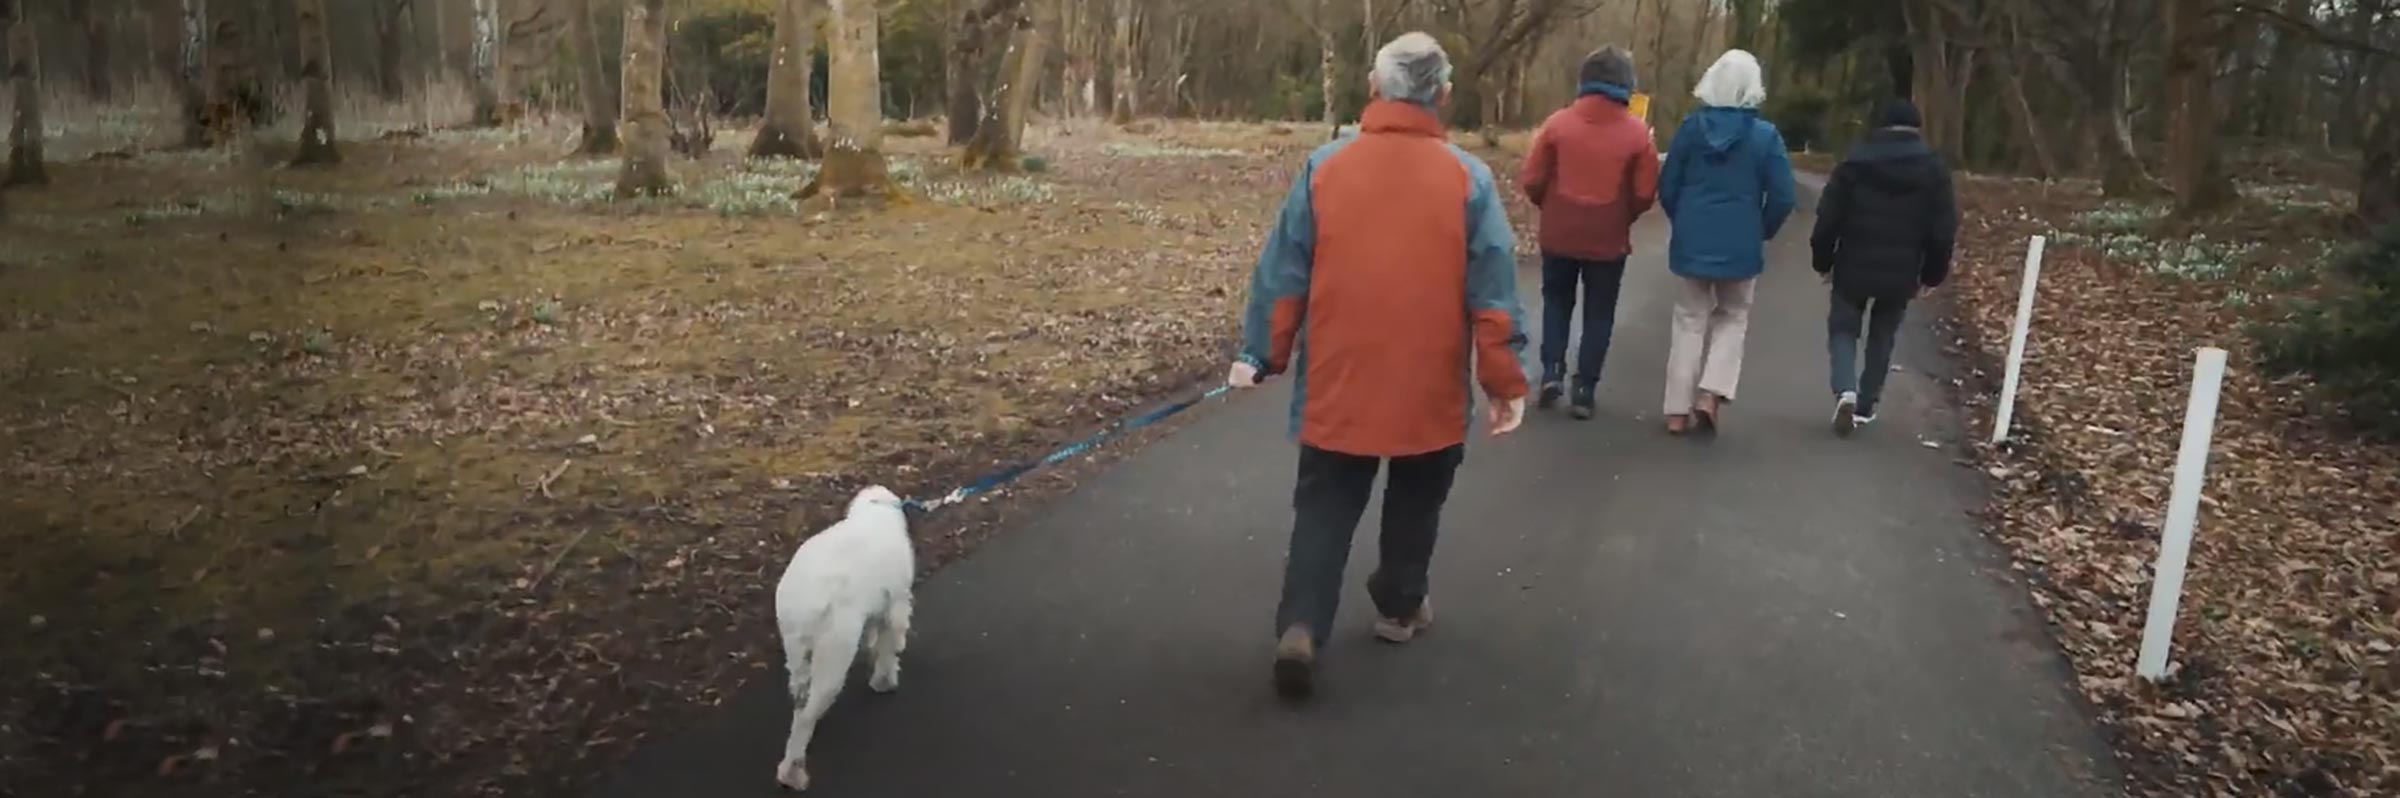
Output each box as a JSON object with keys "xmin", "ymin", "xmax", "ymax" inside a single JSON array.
[{"xmin": 1833, "ymin": 392, "xmax": 1859, "ymax": 437}]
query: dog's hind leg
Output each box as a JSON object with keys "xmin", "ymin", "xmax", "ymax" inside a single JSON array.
[
  {"xmin": 778, "ymin": 613, "xmax": 864, "ymax": 791},
  {"xmin": 868, "ymin": 596, "xmax": 911, "ymax": 693}
]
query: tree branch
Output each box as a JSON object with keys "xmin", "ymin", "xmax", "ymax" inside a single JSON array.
[{"xmin": 2219, "ymin": 1, "xmax": 2400, "ymax": 60}]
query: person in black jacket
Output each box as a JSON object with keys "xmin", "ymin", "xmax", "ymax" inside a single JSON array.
[{"xmin": 1810, "ymin": 98, "xmax": 1958, "ymax": 436}]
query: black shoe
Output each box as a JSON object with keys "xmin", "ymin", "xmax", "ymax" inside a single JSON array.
[
  {"xmin": 1833, "ymin": 392, "xmax": 1858, "ymax": 437},
  {"xmin": 1536, "ymin": 365, "xmax": 1565, "ymax": 409},
  {"xmin": 1569, "ymin": 384, "xmax": 1596, "ymax": 420}
]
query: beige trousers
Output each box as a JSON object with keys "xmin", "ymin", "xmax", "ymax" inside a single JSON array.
[{"xmin": 1663, "ymin": 276, "xmax": 1757, "ymax": 415}]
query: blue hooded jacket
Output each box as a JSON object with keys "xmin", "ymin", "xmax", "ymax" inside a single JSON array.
[{"xmin": 1659, "ymin": 106, "xmax": 1798, "ymax": 281}]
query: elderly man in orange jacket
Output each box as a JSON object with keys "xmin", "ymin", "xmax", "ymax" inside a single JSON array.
[{"xmin": 1227, "ymin": 31, "xmax": 1530, "ymax": 699}]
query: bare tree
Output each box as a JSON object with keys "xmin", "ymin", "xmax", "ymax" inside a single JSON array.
[
  {"xmin": 807, "ymin": 0, "xmax": 895, "ymax": 200},
  {"xmin": 1110, "ymin": 0, "xmax": 1137, "ymax": 123},
  {"xmin": 292, "ymin": 0, "xmax": 339, "ymax": 165},
  {"xmin": 965, "ymin": 1, "xmax": 1049, "ymax": 169},
  {"xmin": 5, "ymin": 0, "xmax": 45, "ymax": 187},
  {"xmin": 617, "ymin": 0, "xmax": 672, "ymax": 196},
  {"xmin": 373, "ymin": 0, "xmax": 413, "ymax": 101},
  {"xmin": 177, "ymin": 0, "xmax": 212, "ymax": 147},
  {"xmin": 472, "ymin": 0, "xmax": 500, "ymax": 125},
  {"xmin": 2162, "ymin": 0, "xmax": 2232, "ymax": 213},
  {"xmin": 948, "ymin": 0, "xmax": 1029, "ymax": 144},
  {"xmin": 496, "ymin": 0, "xmax": 568, "ymax": 125},
  {"xmin": 754, "ymin": 0, "xmax": 825, "ymax": 159},
  {"xmin": 69, "ymin": 0, "xmax": 112, "ymax": 101},
  {"xmin": 570, "ymin": 0, "xmax": 618, "ymax": 154}
]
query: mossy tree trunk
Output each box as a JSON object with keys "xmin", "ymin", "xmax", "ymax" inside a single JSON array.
[
  {"xmin": 752, "ymin": 0, "xmax": 825, "ymax": 159},
  {"xmin": 806, "ymin": 0, "xmax": 893, "ymax": 201},
  {"xmin": 5, "ymin": 0, "xmax": 47, "ymax": 187},
  {"xmin": 291, "ymin": 0, "xmax": 340, "ymax": 166},
  {"xmin": 615, "ymin": 0, "xmax": 672, "ymax": 197},
  {"xmin": 570, "ymin": 0, "xmax": 619, "ymax": 154}
]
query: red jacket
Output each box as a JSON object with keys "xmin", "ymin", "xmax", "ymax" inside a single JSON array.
[
  {"xmin": 1239, "ymin": 101, "xmax": 1529, "ymax": 457},
  {"xmin": 1520, "ymin": 96, "xmax": 1660, "ymax": 261}
]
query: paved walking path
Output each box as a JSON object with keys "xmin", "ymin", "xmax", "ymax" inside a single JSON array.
[{"xmin": 592, "ymin": 198, "xmax": 2120, "ymax": 798}]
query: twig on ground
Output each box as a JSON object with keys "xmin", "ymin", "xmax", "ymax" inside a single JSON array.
[
  {"xmin": 524, "ymin": 459, "xmax": 573, "ymax": 499},
  {"xmin": 529, "ymin": 527, "xmax": 596, "ymax": 592},
  {"xmin": 164, "ymin": 505, "xmax": 205, "ymax": 540}
]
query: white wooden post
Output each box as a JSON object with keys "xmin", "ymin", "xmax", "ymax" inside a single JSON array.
[
  {"xmin": 2136, "ymin": 346, "xmax": 2229, "ymax": 682},
  {"xmin": 1991, "ymin": 235, "xmax": 2046, "ymax": 443}
]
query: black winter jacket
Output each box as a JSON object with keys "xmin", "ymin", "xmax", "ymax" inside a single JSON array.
[{"xmin": 1809, "ymin": 128, "xmax": 1959, "ymax": 301}]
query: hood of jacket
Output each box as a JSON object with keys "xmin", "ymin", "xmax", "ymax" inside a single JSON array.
[
  {"xmin": 1842, "ymin": 128, "xmax": 1945, "ymax": 192},
  {"xmin": 1693, "ymin": 106, "xmax": 1758, "ymax": 156}
]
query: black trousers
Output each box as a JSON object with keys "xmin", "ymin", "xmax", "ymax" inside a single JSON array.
[{"xmin": 1274, "ymin": 444, "xmax": 1465, "ymax": 647}]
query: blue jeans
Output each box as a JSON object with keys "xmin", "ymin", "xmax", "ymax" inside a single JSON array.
[
  {"xmin": 1539, "ymin": 255, "xmax": 1628, "ymax": 388},
  {"xmin": 1828, "ymin": 290, "xmax": 1910, "ymax": 414}
]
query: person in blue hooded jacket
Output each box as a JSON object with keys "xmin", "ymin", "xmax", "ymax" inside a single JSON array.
[{"xmin": 1656, "ymin": 49, "xmax": 1797, "ymax": 435}]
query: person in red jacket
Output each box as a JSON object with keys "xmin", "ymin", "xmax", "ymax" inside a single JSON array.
[
  {"xmin": 1227, "ymin": 32, "xmax": 1530, "ymax": 699},
  {"xmin": 1520, "ymin": 46, "xmax": 1660, "ymax": 419}
]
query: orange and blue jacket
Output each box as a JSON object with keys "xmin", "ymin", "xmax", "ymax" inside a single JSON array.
[{"xmin": 1237, "ymin": 100, "xmax": 1530, "ymax": 458}]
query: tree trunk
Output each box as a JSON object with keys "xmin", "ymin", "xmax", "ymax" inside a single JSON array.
[
  {"xmin": 6, "ymin": 0, "xmax": 46, "ymax": 187},
  {"xmin": 1317, "ymin": 24, "xmax": 1337, "ymax": 129},
  {"xmin": 2361, "ymin": 105, "xmax": 2398, "ymax": 232},
  {"xmin": 808, "ymin": 0, "xmax": 892, "ymax": 200},
  {"xmin": 291, "ymin": 0, "xmax": 339, "ymax": 166},
  {"xmin": 946, "ymin": 1, "xmax": 1026, "ymax": 144},
  {"xmin": 496, "ymin": 1, "xmax": 567, "ymax": 126},
  {"xmin": 752, "ymin": 0, "xmax": 820, "ymax": 158},
  {"xmin": 177, "ymin": 0, "xmax": 209, "ymax": 148},
  {"xmin": 965, "ymin": 8, "xmax": 1041, "ymax": 170},
  {"xmin": 1903, "ymin": 1, "xmax": 1964, "ymax": 164},
  {"xmin": 471, "ymin": 0, "xmax": 501, "ymax": 125},
  {"xmin": 2254, "ymin": 0, "xmax": 2311, "ymax": 141},
  {"xmin": 1728, "ymin": 0, "xmax": 1764, "ymax": 52},
  {"xmin": 374, "ymin": 0, "xmax": 407, "ymax": 100},
  {"xmin": 570, "ymin": 0, "xmax": 618, "ymax": 154},
  {"xmin": 1990, "ymin": 43, "xmax": 2058, "ymax": 178},
  {"xmin": 2162, "ymin": 0, "xmax": 2232, "ymax": 214},
  {"xmin": 615, "ymin": 0, "xmax": 671, "ymax": 197},
  {"xmin": 1108, "ymin": 0, "xmax": 1135, "ymax": 124},
  {"xmin": 69, "ymin": 0, "xmax": 112, "ymax": 100}
]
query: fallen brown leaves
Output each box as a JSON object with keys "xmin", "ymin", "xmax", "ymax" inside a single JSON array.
[
  {"xmin": 0, "ymin": 121, "xmax": 1303, "ymax": 797},
  {"xmin": 1948, "ymin": 177, "xmax": 2400, "ymax": 798}
]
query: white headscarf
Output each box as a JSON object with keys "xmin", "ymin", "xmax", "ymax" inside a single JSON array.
[{"xmin": 1693, "ymin": 49, "xmax": 1766, "ymax": 109}]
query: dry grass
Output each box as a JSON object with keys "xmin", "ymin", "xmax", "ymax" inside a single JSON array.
[{"xmin": 0, "ymin": 92, "xmax": 1324, "ymax": 796}]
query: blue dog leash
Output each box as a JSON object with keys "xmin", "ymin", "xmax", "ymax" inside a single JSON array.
[{"xmin": 903, "ymin": 383, "xmax": 1236, "ymax": 513}]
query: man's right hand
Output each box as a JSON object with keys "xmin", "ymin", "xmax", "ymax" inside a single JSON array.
[
  {"xmin": 1228, "ymin": 360, "xmax": 1262, "ymax": 389},
  {"xmin": 1487, "ymin": 394, "xmax": 1526, "ymax": 437}
]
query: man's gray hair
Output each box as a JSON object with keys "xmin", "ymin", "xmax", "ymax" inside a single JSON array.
[{"xmin": 1373, "ymin": 32, "xmax": 1452, "ymax": 107}]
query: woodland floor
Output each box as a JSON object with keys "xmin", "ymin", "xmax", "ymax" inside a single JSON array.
[
  {"xmin": 1943, "ymin": 164, "xmax": 2400, "ymax": 797},
  {"xmin": 5, "ymin": 100, "xmax": 2396, "ymax": 798},
  {"xmin": 0, "ymin": 110, "xmax": 1362, "ymax": 797}
]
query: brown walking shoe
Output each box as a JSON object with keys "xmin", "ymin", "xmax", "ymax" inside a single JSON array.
[
  {"xmin": 1373, "ymin": 597, "xmax": 1433, "ymax": 644},
  {"xmin": 1273, "ymin": 625, "xmax": 1316, "ymax": 698}
]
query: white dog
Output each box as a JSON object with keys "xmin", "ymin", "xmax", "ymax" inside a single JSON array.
[{"xmin": 773, "ymin": 485, "xmax": 915, "ymax": 791}]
